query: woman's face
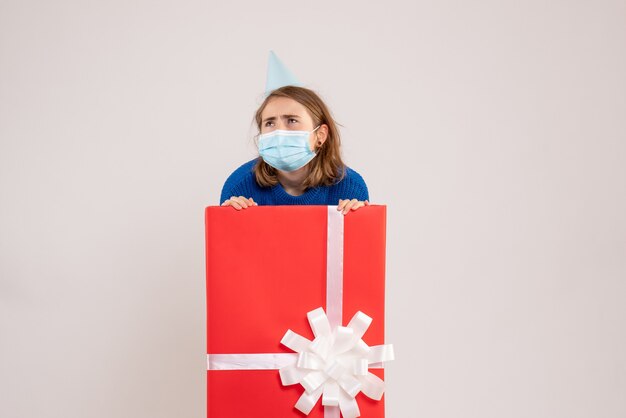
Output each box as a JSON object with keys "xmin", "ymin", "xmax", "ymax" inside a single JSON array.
[{"xmin": 259, "ymin": 96, "xmax": 327, "ymax": 151}]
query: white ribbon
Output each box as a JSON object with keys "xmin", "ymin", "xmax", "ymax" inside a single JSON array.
[
  {"xmin": 207, "ymin": 353, "xmax": 298, "ymax": 370},
  {"xmin": 207, "ymin": 206, "xmax": 394, "ymax": 417},
  {"xmin": 279, "ymin": 307, "xmax": 394, "ymax": 418},
  {"xmin": 326, "ymin": 205, "xmax": 344, "ymax": 329}
]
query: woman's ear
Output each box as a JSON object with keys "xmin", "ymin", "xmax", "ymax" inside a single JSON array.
[{"xmin": 316, "ymin": 124, "xmax": 329, "ymax": 146}]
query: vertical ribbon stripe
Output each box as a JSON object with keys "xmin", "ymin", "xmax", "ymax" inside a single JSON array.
[{"xmin": 326, "ymin": 206, "xmax": 344, "ymax": 330}]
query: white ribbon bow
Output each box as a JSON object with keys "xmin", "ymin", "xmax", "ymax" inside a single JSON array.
[{"xmin": 279, "ymin": 307, "xmax": 395, "ymax": 418}]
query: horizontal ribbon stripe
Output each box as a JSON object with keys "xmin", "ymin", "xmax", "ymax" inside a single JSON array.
[
  {"xmin": 207, "ymin": 353, "xmax": 297, "ymax": 370},
  {"xmin": 207, "ymin": 353, "xmax": 386, "ymax": 371}
]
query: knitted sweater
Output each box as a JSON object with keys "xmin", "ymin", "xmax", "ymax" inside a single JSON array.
[{"xmin": 219, "ymin": 158, "xmax": 369, "ymax": 205}]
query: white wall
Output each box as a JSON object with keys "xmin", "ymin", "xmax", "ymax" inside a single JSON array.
[{"xmin": 1, "ymin": 0, "xmax": 625, "ymax": 417}]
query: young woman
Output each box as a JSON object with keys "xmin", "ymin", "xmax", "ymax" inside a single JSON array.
[{"xmin": 220, "ymin": 85, "xmax": 369, "ymax": 215}]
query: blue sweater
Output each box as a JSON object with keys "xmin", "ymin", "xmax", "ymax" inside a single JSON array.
[{"xmin": 220, "ymin": 158, "xmax": 369, "ymax": 205}]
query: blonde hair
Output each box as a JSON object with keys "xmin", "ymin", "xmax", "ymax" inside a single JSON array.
[{"xmin": 253, "ymin": 86, "xmax": 346, "ymax": 189}]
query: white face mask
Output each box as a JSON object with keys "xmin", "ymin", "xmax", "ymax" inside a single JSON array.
[{"xmin": 258, "ymin": 125, "xmax": 320, "ymax": 172}]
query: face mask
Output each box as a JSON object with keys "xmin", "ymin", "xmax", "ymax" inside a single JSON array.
[{"xmin": 258, "ymin": 125, "xmax": 321, "ymax": 172}]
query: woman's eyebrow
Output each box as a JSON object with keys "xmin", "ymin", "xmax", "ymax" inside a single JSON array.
[{"xmin": 262, "ymin": 114, "xmax": 301, "ymax": 123}]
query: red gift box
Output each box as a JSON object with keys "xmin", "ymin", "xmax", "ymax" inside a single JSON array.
[{"xmin": 205, "ymin": 205, "xmax": 390, "ymax": 417}]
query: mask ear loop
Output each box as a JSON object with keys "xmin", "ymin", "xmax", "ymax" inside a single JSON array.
[{"xmin": 312, "ymin": 124, "xmax": 323, "ymax": 153}]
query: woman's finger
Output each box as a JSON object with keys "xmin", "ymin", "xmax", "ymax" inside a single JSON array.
[
  {"xmin": 232, "ymin": 196, "xmax": 249, "ymax": 209},
  {"xmin": 342, "ymin": 199, "xmax": 359, "ymax": 214},
  {"xmin": 223, "ymin": 196, "xmax": 257, "ymax": 210},
  {"xmin": 351, "ymin": 201, "xmax": 366, "ymax": 211},
  {"xmin": 337, "ymin": 199, "xmax": 347, "ymax": 211},
  {"xmin": 223, "ymin": 199, "xmax": 242, "ymax": 210},
  {"xmin": 226, "ymin": 196, "xmax": 245, "ymax": 210},
  {"xmin": 364, "ymin": 200, "xmax": 370, "ymax": 206}
]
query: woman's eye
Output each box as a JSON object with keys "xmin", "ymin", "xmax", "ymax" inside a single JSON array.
[
  {"xmin": 288, "ymin": 119, "xmax": 298, "ymax": 124},
  {"xmin": 264, "ymin": 121, "xmax": 274, "ymax": 127}
]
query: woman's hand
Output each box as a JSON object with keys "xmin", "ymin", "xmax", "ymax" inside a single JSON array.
[
  {"xmin": 222, "ymin": 196, "xmax": 258, "ymax": 210},
  {"xmin": 337, "ymin": 199, "xmax": 369, "ymax": 215}
]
